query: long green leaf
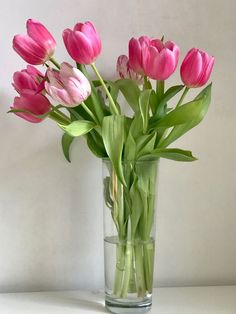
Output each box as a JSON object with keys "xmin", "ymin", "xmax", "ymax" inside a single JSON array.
[
  {"xmin": 60, "ymin": 120, "xmax": 95, "ymax": 137},
  {"xmin": 115, "ymin": 79, "xmax": 140, "ymax": 113},
  {"xmin": 102, "ymin": 115, "xmax": 126, "ymax": 185},
  {"xmin": 159, "ymin": 84, "xmax": 212, "ymax": 147},
  {"xmin": 141, "ymin": 148, "xmax": 197, "ymax": 162},
  {"xmin": 87, "ymin": 131, "xmax": 107, "ymax": 158},
  {"xmin": 61, "ymin": 133, "xmax": 74, "ymax": 162},
  {"xmin": 152, "ymin": 85, "xmax": 184, "ymax": 120},
  {"xmin": 139, "ymin": 89, "xmax": 151, "ymax": 133}
]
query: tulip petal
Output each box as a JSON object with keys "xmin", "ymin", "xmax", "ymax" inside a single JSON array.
[
  {"xmin": 80, "ymin": 21, "xmax": 101, "ymax": 57},
  {"xmin": 13, "ymin": 71, "xmax": 38, "ymax": 92},
  {"xmin": 26, "ymin": 19, "xmax": 56, "ymax": 56},
  {"xmin": 180, "ymin": 49, "xmax": 203, "ymax": 87},
  {"xmin": 12, "ymin": 91, "xmax": 51, "ymax": 123},
  {"xmin": 13, "ymin": 34, "xmax": 47, "ymax": 65},
  {"xmin": 129, "ymin": 38, "xmax": 143, "ymax": 74}
]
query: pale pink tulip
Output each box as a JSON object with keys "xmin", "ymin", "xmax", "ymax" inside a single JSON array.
[
  {"xmin": 13, "ymin": 65, "xmax": 44, "ymax": 93},
  {"xmin": 45, "ymin": 62, "xmax": 91, "ymax": 107},
  {"xmin": 116, "ymin": 55, "xmax": 143, "ymax": 83},
  {"xmin": 128, "ymin": 36, "xmax": 151, "ymax": 74},
  {"xmin": 13, "ymin": 19, "xmax": 56, "ymax": 65},
  {"xmin": 180, "ymin": 48, "xmax": 215, "ymax": 88},
  {"xmin": 143, "ymin": 39, "xmax": 180, "ymax": 80},
  {"xmin": 63, "ymin": 21, "xmax": 101, "ymax": 64},
  {"xmin": 11, "ymin": 90, "xmax": 51, "ymax": 123}
]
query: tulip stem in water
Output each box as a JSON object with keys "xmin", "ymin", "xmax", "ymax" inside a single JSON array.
[
  {"xmin": 176, "ymin": 86, "xmax": 189, "ymax": 108},
  {"xmin": 50, "ymin": 58, "xmax": 61, "ymax": 69},
  {"xmin": 91, "ymin": 63, "xmax": 120, "ymax": 115}
]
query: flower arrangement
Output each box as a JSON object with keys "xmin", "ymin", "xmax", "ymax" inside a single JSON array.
[{"xmin": 9, "ymin": 19, "xmax": 214, "ymax": 311}]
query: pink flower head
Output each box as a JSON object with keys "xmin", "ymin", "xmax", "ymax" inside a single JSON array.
[
  {"xmin": 13, "ymin": 65, "xmax": 45, "ymax": 94},
  {"xmin": 45, "ymin": 62, "xmax": 91, "ymax": 107},
  {"xmin": 13, "ymin": 19, "xmax": 56, "ymax": 65},
  {"xmin": 143, "ymin": 39, "xmax": 180, "ymax": 80},
  {"xmin": 116, "ymin": 55, "xmax": 143, "ymax": 83},
  {"xmin": 63, "ymin": 21, "xmax": 101, "ymax": 64},
  {"xmin": 11, "ymin": 90, "xmax": 51, "ymax": 123},
  {"xmin": 128, "ymin": 36, "xmax": 151, "ymax": 74},
  {"xmin": 180, "ymin": 48, "xmax": 215, "ymax": 88}
]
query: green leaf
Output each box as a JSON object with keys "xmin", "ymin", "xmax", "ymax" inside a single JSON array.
[
  {"xmin": 141, "ymin": 148, "xmax": 197, "ymax": 162},
  {"xmin": 60, "ymin": 120, "xmax": 95, "ymax": 137},
  {"xmin": 152, "ymin": 85, "xmax": 184, "ymax": 120},
  {"xmin": 136, "ymin": 133, "xmax": 157, "ymax": 158},
  {"xmin": 102, "ymin": 115, "xmax": 126, "ymax": 186},
  {"xmin": 115, "ymin": 79, "xmax": 140, "ymax": 113},
  {"xmin": 156, "ymin": 99, "xmax": 205, "ymax": 128},
  {"xmin": 87, "ymin": 131, "xmax": 107, "ymax": 158},
  {"xmin": 61, "ymin": 133, "xmax": 74, "ymax": 162},
  {"xmin": 124, "ymin": 132, "xmax": 136, "ymax": 161},
  {"xmin": 159, "ymin": 84, "xmax": 212, "ymax": 147},
  {"xmin": 139, "ymin": 89, "xmax": 151, "ymax": 133}
]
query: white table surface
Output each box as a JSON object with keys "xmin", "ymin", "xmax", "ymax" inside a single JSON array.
[{"xmin": 0, "ymin": 286, "xmax": 235, "ymax": 313}]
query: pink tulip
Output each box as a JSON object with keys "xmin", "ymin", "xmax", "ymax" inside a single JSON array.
[
  {"xmin": 13, "ymin": 65, "xmax": 44, "ymax": 94},
  {"xmin": 13, "ymin": 19, "xmax": 56, "ymax": 65},
  {"xmin": 11, "ymin": 90, "xmax": 51, "ymax": 123},
  {"xmin": 180, "ymin": 48, "xmax": 215, "ymax": 88},
  {"xmin": 128, "ymin": 36, "xmax": 151, "ymax": 74},
  {"xmin": 63, "ymin": 21, "xmax": 101, "ymax": 64},
  {"xmin": 116, "ymin": 55, "xmax": 143, "ymax": 83},
  {"xmin": 45, "ymin": 62, "xmax": 91, "ymax": 107},
  {"xmin": 143, "ymin": 39, "xmax": 180, "ymax": 80}
]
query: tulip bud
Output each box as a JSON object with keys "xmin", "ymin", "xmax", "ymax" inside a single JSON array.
[
  {"xmin": 143, "ymin": 39, "xmax": 180, "ymax": 80},
  {"xmin": 13, "ymin": 19, "xmax": 56, "ymax": 65},
  {"xmin": 45, "ymin": 62, "xmax": 91, "ymax": 107},
  {"xmin": 128, "ymin": 36, "xmax": 151, "ymax": 74},
  {"xmin": 11, "ymin": 90, "xmax": 51, "ymax": 123},
  {"xmin": 13, "ymin": 65, "xmax": 44, "ymax": 94},
  {"xmin": 180, "ymin": 48, "xmax": 215, "ymax": 88},
  {"xmin": 63, "ymin": 21, "xmax": 101, "ymax": 64},
  {"xmin": 116, "ymin": 55, "xmax": 143, "ymax": 83}
]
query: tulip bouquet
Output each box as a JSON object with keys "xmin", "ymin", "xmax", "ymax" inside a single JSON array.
[{"xmin": 9, "ymin": 18, "xmax": 214, "ymax": 310}]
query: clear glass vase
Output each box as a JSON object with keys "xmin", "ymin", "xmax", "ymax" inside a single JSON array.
[{"xmin": 103, "ymin": 159, "xmax": 158, "ymax": 314}]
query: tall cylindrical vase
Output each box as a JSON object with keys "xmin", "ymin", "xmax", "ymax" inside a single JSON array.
[{"xmin": 103, "ymin": 159, "xmax": 158, "ymax": 314}]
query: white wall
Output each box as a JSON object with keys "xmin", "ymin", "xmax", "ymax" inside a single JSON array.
[{"xmin": 0, "ymin": 0, "xmax": 235, "ymax": 292}]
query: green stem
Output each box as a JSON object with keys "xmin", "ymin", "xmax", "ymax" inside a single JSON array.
[
  {"xmin": 77, "ymin": 64, "xmax": 104, "ymax": 124},
  {"xmin": 120, "ymin": 241, "xmax": 133, "ymax": 298},
  {"xmin": 49, "ymin": 110, "xmax": 70, "ymax": 125},
  {"xmin": 143, "ymin": 241, "xmax": 155, "ymax": 293},
  {"xmin": 176, "ymin": 86, "xmax": 189, "ymax": 108},
  {"xmin": 50, "ymin": 57, "xmax": 60, "ymax": 69},
  {"xmin": 134, "ymin": 243, "xmax": 146, "ymax": 297},
  {"xmin": 156, "ymin": 80, "xmax": 164, "ymax": 97},
  {"xmin": 81, "ymin": 102, "xmax": 100, "ymax": 125},
  {"xmin": 113, "ymin": 244, "xmax": 125, "ymax": 297},
  {"xmin": 91, "ymin": 63, "xmax": 119, "ymax": 115}
]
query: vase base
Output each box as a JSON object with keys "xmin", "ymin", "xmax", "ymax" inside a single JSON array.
[{"xmin": 105, "ymin": 297, "xmax": 152, "ymax": 314}]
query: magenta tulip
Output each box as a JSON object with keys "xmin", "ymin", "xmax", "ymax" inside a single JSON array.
[
  {"xmin": 63, "ymin": 21, "xmax": 101, "ymax": 64},
  {"xmin": 180, "ymin": 48, "xmax": 215, "ymax": 88},
  {"xmin": 13, "ymin": 19, "xmax": 56, "ymax": 65},
  {"xmin": 116, "ymin": 55, "xmax": 143, "ymax": 83},
  {"xmin": 128, "ymin": 36, "xmax": 151, "ymax": 74},
  {"xmin": 11, "ymin": 90, "xmax": 51, "ymax": 123},
  {"xmin": 143, "ymin": 39, "xmax": 180, "ymax": 80},
  {"xmin": 13, "ymin": 65, "xmax": 44, "ymax": 94},
  {"xmin": 45, "ymin": 62, "xmax": 91, "ymax": 107}
]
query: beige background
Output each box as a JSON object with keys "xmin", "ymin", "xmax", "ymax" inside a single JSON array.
[{"xmin": 0, "ymin": 0, "xmax": 235, "ymax": 292}]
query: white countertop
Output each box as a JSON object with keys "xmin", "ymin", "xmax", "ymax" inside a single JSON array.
[{"xmin": 0, "ymin": 286, "xmax": 235, "ymax": 313}]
